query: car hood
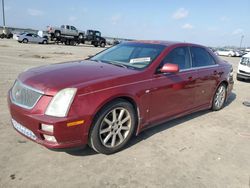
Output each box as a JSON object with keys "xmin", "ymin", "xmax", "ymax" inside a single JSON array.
[{"xmin": 18, "ymin": 60, "xmax": 137, "ymax": 95}]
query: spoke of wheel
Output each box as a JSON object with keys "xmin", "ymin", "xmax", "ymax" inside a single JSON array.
[
  {"xmin": 103, "ymin": 132, "xmax": 112, "ymax": 144},
  {"xmin": 121, "ymin": 116, "xmax": 130, "ymax": 124},
  {"xmin": 112, "ymin": 109, "xmax": 117, "ymax": 122},
  {"xmin": 111, "ymin": 134, "xmax": 117, "ymax": 147},
  {"xmin": 118, "ymin": 131, "xmax": 123, "ymax": 142},
  {"xmin": 118, "ymin": 109, "xmax": 125, "ymax": 121},
  {"xmin": 104, "ymin": 118, "xmax": 112, "ymax": 126},
  {"xmin": 121, "ymin": 126, "xmax": 129, "ymax": 131},
  {"xmin": 100, "ymin": 127, "xmax": 111, "ymax": 134}
]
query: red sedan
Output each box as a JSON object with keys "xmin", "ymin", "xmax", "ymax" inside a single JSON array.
[{"xmin": 8, "ymin": 41, "xmax": 234, "ymax": 154}]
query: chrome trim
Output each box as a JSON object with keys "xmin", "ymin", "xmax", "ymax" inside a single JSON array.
[
  {"xmin": 179, "ymin": 64, "xmax": 219, "ymax": 72},
  {"xmin": 10, "ymin": 80, "xmax": 44, "ymax": 110}
]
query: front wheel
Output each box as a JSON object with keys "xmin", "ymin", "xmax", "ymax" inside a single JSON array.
[
  {"xmin": 22, "ymin": 38, "xmax": 28, "ymax": 43},
  {"xmin": 89, "ymin": 100, "xmax": 136, "ymax": 154},
  {"xmin": 212, "ymin": 83, "xmax": 227, "ymax": 111},
  {"xmin": 100, "ymin": 42, "xmax": 105, "ymax": 48}
]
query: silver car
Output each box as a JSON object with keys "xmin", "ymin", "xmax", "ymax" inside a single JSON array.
[{"xmin": 14, "ymin": 33, "xmax": 48, "ymax": 44}]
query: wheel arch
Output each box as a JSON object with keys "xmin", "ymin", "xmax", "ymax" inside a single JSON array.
[
  {"xmin": 90, "ymin": 95, "xmax": 140, "ymax": 136},
  {"xmin": 210, "ymin": 79, "xmax": 229, "ymax": 107}
]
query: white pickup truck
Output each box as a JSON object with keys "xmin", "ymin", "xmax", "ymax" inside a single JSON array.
[{"xmin": 47, "ymin": 25, "xmax": 84, "ymax": 39}]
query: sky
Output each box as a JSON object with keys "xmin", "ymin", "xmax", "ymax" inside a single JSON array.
[{"xmin": 1, "ymin": 0, "xmax": 250, "ymax": 47}]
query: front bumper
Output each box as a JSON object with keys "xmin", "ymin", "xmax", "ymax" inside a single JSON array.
[
  {"xmin": 237, "ymin": 72, "xmax": 250, "ymax": 80},
  {"xmin": 8, "ymin": 93, "xmax": 90, "ymax": 149}
]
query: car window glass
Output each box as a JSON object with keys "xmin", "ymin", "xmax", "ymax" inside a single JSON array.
[
  {"xmin": 66, "ymin": 25, "xmax": 70, "ymax": 29},
  {"xmin": 191, "ymin": 47, "xmax": 215, "ymax": 67},
  {"xmin": 161, "ymin": 47, "xmax": 191, "ymax": 70},
  {"xmin": 71, "ymin": 26, "xmax": 76, "ymax": 30},
  {"xmin": 26, "ymin": 33, "xmax": 32, "ymax": 37},
  {"xmin": 61, "ymin": 25, "xmax": 64, "ymax": 28}
]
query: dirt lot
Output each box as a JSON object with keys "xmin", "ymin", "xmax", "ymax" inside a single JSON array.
[{"xmin": 0, "ymin": 39, "xmax": 249, "ymax": 188}]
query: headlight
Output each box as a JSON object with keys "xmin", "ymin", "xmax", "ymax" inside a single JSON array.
[{"xmin": 45, "ymin": 88, "xmax": 77, "ymax": 117}]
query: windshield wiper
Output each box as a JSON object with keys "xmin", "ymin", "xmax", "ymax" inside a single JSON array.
[{"xmin": 107, "ymin": 62, "xmax": 128, "ymax": 69}]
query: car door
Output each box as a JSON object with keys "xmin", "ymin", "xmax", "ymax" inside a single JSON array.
[
  {"xmin": 32, "ymin": 34, "xmax": 41, "ymax": 43},
  {"xmin": 148, "ymin": 46, "xmax": 198, "ymax": 125},
  {"xmin": 70, "ymin": 26, "xmax": 77, "ymax": 36},
  {"xmin": 190, "ymin": 46, "xmax": 220, "ymax": 106},
  {"xmin": 25, "ymin": 33, "xmax": 33, "ymax": 42}
]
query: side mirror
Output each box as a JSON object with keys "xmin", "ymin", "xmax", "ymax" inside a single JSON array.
[{"xmin": 160, "ymin": 63, "xmax": 179, "ymax": 73}]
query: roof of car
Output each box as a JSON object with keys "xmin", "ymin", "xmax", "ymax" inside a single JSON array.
[{"xmin": 127, "ymin": 40, "xmax": 203, "ymax": 47}]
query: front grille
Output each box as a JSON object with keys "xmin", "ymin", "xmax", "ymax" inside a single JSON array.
[{"xmin": 11, "ymin": 81, "xmax": 43, "ymax": 109}]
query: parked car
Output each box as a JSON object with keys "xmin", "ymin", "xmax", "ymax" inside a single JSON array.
[
  {"xmin": 215, "ymin": 49, "xmax": 236, "ymax": 57},
  {"xmin": 237, "ymin": 52, "xmax": 250, "ymax": 81},
  {"xmin": 14, "ymin": 33, "xmax": 48, "ymax": 44},
  {"xmin": 8, "ymin": 41, "xmax": 234, "ymax": 154}
]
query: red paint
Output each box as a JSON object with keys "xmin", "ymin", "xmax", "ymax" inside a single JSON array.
[{"xmin": 8, "ymin": 41, "xmax": 234, "ymax": 150}]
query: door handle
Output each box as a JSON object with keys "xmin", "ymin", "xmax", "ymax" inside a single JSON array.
[{"xmin": 213, "ymin": 70, "xmax": 218, "ymax": 75}]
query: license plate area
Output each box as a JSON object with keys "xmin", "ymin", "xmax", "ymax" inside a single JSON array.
[{"xmin": 12, "ymin": 119, "xmax": 37, "ymax": 140}]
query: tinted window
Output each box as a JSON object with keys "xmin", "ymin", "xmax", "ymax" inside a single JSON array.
[
  {"xmin": 191, "ymin": 47, "xmax": 215, "ymax": 67},
  {"xmin": 161, "ymin": 47, "xmax": 191, "ymax": 70},
  {"xmin": 26, "ymin": 33, "xmax": 32, "ymax": 37},
  {"xmin": 66, "ymin": 25, "xmax": 70, "ymax": 29},
  {"xmin": 71, "ymin": 26, "xmax": 76, "ymax": 30}
]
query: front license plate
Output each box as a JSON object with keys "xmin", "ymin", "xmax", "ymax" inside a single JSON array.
[{"xmin": 12, "ymin": 119, "xmax": 37, "ymax": 140}]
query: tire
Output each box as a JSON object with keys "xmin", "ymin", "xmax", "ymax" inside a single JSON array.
[
  {"xmin": 22, "ymin": 38, "xmax": 28, "ymax": 43},
  {"xmin": 228, "ymin": 53, "xmax": 232, "ymax": 57},
  {"xmin": 55, "ymin": 31, "xmax": 61, "ymax": 38},
  {"xmin": 42, "ymin": 40, "xmax": 48, "ymax": 44},
  {"xmin": 100, "ymin": 42, "xmax": 105, "ymax": 48},
  {"xmin": 78, "ymin": 34, "xmax": 83, "ymax": 39},
  {"xmin": 89, "ymin": 99, "xmax": 136, "ymax": 154},
  {"xmin": 94, "ymin": 42, "xmax": 99, "ymax": 47},
  {"xmin": 211, "ymin": 83, "xmax": 227, "ymax": 111}
]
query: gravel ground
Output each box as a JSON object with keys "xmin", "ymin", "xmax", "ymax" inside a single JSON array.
[{"xmin": 0, "ymin": 39, "xmax": 249, "ymax": 188}]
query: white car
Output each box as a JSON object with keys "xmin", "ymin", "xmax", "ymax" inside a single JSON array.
[
  {"xmin": 237, "ymin": 52, "xmax": 250, "ymax": 81},
  {"xmin": 14, "ymin": 33, "xmax": 48, "ymax": 44},
  {"xmin": 215, "ymin": 49, "xmax": 236, "ymax": 57}
]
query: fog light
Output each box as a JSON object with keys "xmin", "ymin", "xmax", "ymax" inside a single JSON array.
[
  {"xmin": 41, "ymin": 124, "xmax": 54, "ymax": 133},
  {"xmin": 43, "ymin": 135, "xmax": 57, "ymax": 143}
]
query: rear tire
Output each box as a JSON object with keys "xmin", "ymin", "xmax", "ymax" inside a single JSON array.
[
  {"xmin": 55, "ymin": 31, "xmax": 61, "ymax": 38},
  {"xmin": 100, "ymin": 42, "xmax": 105, "ymax": 48},
  {"xmin": 42, "ymin": 40, "xmax": 48, "ymax": 44},
  {"xmin": 212, "ymin": 83, "xmax": 227, "ymax": 111},
  {"xmin": 89, "ymin": 99, "xmax": 136, "ymax": 154}
]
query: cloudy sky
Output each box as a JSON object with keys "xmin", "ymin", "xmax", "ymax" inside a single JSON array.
[{"xmin": 2, "ymin": 0, "xmax": 250, "ymax": 47}]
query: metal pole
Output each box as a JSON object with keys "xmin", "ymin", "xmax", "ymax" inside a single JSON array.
[
  {"xmin": 240, "ymin": 35, "xmax": 244, "ymax": 49},
  {"xmin": 2, "ymin": 0, "xmax": 5, "ymax": 28}
]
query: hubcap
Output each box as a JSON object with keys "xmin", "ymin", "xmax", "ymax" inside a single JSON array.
[
  {"xmin": 214, "ymin": 85, "xmax": 226, "ymax": 109},
  {"xmin": 99, "ymin": 107, "xmax": 131, "ymax": 148}
]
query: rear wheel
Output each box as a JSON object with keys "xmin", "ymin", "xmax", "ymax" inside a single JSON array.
[
  {"xmin": 89, "ymin": 100, "xmax": 136, "ymax": 154},
  {"xmin": 42, "ymin": 40, "xmax": 48, "ymax": 44},
  {"xmin": 55, "ymin": 31, "xmax": 61, "ymax": 38},
  {"xmin": 100, "ymin": 42, "xmax": 105, "ymax": 48},
  {"xmin": 212, "ymin": 83, "xmax": 227, "ymax": 111},
  {"xmin": 22, "ymin": 38, "xmax": 28, "ymax": 43}
]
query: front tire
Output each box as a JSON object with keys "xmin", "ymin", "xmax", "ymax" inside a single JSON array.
[
  {"xmin": 212, "ymin": 83, "xmax": 227, "ymax": 111},
  {"xmin": 22, "ymin": 38, "xmax": 28, "ymax": 43},
  {"xmin": 89, "ymin": 100, "xmax": 136, "ymax": 154}
]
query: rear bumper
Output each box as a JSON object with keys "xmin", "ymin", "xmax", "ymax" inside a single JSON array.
[{"xmin": 8, "ymin": 94, "xmax": 90, "ymax": 150}]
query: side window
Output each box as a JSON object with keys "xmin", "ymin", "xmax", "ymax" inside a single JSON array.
[
  {"xmin": 66, "ymin": 25, "xmax": 70, "ymax": 30},
  {"xmin": 61, "ymin": 25, "xmax": 64, "ymax": 28},
  {"xmin": 71, "ymin": 26, "xmax": 76, "ymax": 30},
  {"xmin": 161, "ymin": 47, "xmax": 191, "ymax": 70},
  {"xmin": 191, "ymin": 47, "xmax": 216, "ymax": 67},
  {"xmin": 26, "ymin": 33, "xmax": 32, "ymax": 37}
]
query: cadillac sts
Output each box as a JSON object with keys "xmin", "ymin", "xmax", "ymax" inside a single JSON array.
[{"xmin": 8, "ymin": 41, "xmax": 234, "ymax": 154}]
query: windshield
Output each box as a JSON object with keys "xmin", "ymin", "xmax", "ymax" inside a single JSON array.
[{"xmin": 91, "ymin": 43, "xmax": 165, "ymax": 69}]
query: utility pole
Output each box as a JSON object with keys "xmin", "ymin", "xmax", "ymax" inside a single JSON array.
[
  {"xmin": 240, "ymin": 35, "xmax": 244, "ymax": 49},
  {"xmin": 2, "ymin": 0, "xmax": 5, "ymax": 28}
]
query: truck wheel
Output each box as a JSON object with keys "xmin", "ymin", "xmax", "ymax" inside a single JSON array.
[
  {"xmin": 100, "ymin": 42, "xmax": 105, "ymax": 48},
  {"xmin": 55, "ymin": 31, "xmax": 61, "ymax": 38},
  {"xmin": 78, "ymin": 34, "xmax": 83, "ymax": 39},
  {"xmin": 22, "ymin": 38, "xmax": 28, "ymax": 43},
  {"xmin": 94, "ymin": 42, "xmax": 99, "ymax": 47}
]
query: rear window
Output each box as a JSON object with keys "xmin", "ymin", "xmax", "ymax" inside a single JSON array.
[{"xmin": 191, "ymin": 47, "xmax": 216, "ymax": 67}]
